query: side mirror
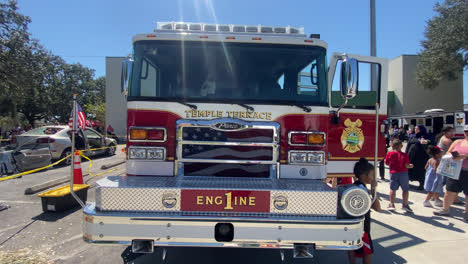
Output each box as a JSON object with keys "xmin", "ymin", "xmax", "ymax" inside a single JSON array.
[
  {"xmin": 340, "ymin": 57, "xmax": 358, "ymax": 99},
  {"xmin": 121, "ymin": 58, "xmax": 133, "ymax": 94}
]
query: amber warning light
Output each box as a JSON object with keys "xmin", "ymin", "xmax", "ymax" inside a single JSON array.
[
  {"xmin": 129, "ymin": 128, "xmax": 166, "ymax": 141},
  {"xmin": 290, "ymin": 132, "xmax": 325, "ymax": 146}
]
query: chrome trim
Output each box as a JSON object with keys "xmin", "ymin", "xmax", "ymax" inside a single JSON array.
[
  {"xmin": 176, "ymin": 119, "xmax": 280, "ymax": 170},
  {"xmin": 287, "ymin": 150, "xmax": 326, "ymax": 165},
  {"xmin": 179, "ymin": 159, "xmax": 277, "ymax": 164},
  {"xmin": 128, "ymin": 146, "xmax": 167, "ymax": 161},
  {"xmin": 86, "ymin": 204, "xmax": 359, "ymax": 223},
  {"xmin": 83, "ymin": 204, "xmax": 363, "ymax": 250},
  {"xmin": 177, "ymin": 119, "xmax": 280, "ymax": 143},
  {"xmin": 129, "ymin": 126, "xmax": 167, "ymax": 142},
  {"xmin": 179, "ymin": 141, "xmax": 276, "ymax": 147},
  {"xmin": 83, "ymin": 240, "xmax": 361, "ymax": 251},
  {"xmin": 287, "ymin": 131, "xmax": 326, "ymax": 147}
]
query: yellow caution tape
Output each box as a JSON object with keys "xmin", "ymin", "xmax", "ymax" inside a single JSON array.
[
  {"xmin": 0, "ymin": 144, "xmax": 126, "ymax": 182},
  {"xmin": 79, "ymin": 153, "xmax": 122, "ymax": 177},
  {"xmin": 0, "ymin": 154, "xmax": 71, "ymax": 182}
]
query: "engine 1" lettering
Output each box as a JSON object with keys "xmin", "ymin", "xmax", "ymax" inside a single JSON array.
[{"xmin": 196, "ymin": 192, "xmax": 256, "ymax": 210}]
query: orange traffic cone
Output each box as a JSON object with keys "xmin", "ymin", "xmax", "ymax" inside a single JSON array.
[{"xmin": 73, "ymin": 151, "xmax": 84, "ymax": 184}]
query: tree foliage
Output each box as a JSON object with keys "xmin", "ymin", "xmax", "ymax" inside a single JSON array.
[
  {"xmin": 0, "ymin": 0, "xmax": 105, "ymax": 128},
  {"xmin": 417, "ymin": 0, "xmax": 468, "ymax": 89}
]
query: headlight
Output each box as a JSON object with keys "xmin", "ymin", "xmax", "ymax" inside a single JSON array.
[
  {"xmin": 307, "ymin": 152, "xmax": 324, "ymax": 164},
  {"xmin": 129, "ymin": 147, "xmax": 166, "ymax": 161},
  {"xmin": 290, "ymin": 152, "xmax": 308, "ymax": 163},
  {"xmin": 289, "ymin": 151, "xmax": 325, "ymax": 165},
  {"xmin": 147, "ymin": 148, "xmax": 165, "ymax": 160},
  {"xmin": 129, "ymin": 148, "xmax": 146, "ymax": 159},
  {"xmin": 340, "ymin": 186, "xmax": 371, "ymax": 217}
]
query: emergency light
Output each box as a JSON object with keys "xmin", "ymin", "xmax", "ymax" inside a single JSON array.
[{"xmin": 156, "ymin": 22, "xmax": 305, "ymax": 36}]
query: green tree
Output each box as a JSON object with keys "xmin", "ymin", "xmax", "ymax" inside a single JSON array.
[
  {"xmin": 84, "ymin": 102, "xmax": 106, "ymax": 127},
  {"xmin": 1, "ymin": 0, "xmax": 106, "ymax": 127},
  {"xmin": 417, "ymin": 0, "xmax": 468, "ymax": 89},
  {"xmin": 0, "ymin": 0, "xmax": 32, "ymax": 119}
]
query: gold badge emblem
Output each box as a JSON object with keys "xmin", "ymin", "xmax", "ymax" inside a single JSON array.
[{"xmin": 341, "ymin": 119, "xmax": 364, "ymax": 153}]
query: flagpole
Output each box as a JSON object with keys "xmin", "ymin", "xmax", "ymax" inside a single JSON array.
[{"xmin": 70, "ymin": 94, "xmax": 85, "ymax": 208}]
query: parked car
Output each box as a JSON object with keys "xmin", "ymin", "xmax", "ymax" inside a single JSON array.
[{"xmin": 0, "ymin": 126, "xmax": 117, "ymax": 174}]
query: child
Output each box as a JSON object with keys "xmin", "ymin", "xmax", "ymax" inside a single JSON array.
[
  {"xmin": 385, "ymin": 139, "xmax": 414, "ymax": 212},
  {"xmin": 423, "ymin": 146, "xmax": 444, "ymax": 207},
  {"xmin": 348, "ymin": 158, "xmax": 381, "ymax": 264}
]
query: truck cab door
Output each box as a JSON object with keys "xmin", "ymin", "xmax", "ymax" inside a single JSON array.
[
  {"xmin": 328, "ymin": 52, "xmax": 389, "ymax": 113},
  {"xmin": 13, "ymin": 140, "xmax": 52, "ymax": 172}
]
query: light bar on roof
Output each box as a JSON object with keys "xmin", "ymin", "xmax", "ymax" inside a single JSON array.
[{"xmin": 156, "ymin": 22, "xmax": 305, "ymax": 35}]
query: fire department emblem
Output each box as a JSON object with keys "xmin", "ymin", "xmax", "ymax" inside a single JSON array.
[{"xmin": 341, "ymin": 119, "xmax": 364, "ymax": 153}]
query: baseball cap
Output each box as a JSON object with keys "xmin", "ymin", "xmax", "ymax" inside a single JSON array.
[{"xmin": 464, "ymin": 125, "xmax": 468, "ymax": 131}]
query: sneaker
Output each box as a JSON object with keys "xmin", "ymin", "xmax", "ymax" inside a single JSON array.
[
  {"xmin": 423, "ymin": 200, "xmax": 432, "ymax": 207},
  {"xmin": 434, "ymin": 199, "xmax": 443, "ymax": 207},
  {"xmin": 402, "ymin": 204, "xmax": 413, "ymax": 213},
  {"xmin": 387, "ymin": 203, "xmax": 396, "ymax": 210},
  {"xmin": 433, "ymin": 209, "xmax": 450, "ymax": 216}
]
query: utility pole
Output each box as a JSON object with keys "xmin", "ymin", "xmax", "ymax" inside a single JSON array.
[{"xmin": 370, "ymin": 0, "xmax": 377, "ymax": 91}]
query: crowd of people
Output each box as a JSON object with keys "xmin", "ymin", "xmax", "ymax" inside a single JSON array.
[
  {"xmin": 384, "ymin": 124, "xmax": 467, "ymax": 216},
  {"xmin": 345, "ymin": 124, "xmax": 467, "ymax": 264}
]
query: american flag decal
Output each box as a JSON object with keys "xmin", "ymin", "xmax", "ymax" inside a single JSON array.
[{"xmin": 179, "ymin": 122, "xmax": 278, "ymax": 178}]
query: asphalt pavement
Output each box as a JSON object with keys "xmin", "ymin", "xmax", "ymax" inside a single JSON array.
[{"xmin": 0, "ymin": 152, "xmax": 467, "ymax": 264}]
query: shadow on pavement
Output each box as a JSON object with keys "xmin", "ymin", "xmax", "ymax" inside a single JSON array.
[
  {"xmin": 371, "ymin": 219, "xmax": 424, "ymax": 264},
  {"xmin": 377, "ymin": 193, "xmax": 414, "ymax": 206},
  {"xmin": 120, "ymin": 246, "xmax": 317, "ymax": 264},
  {"xmin": 32, "ymin": 207, "xmax": 81, "ymax": 222}
]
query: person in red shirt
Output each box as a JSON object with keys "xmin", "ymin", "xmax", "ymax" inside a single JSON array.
[{"xmin": 385, "ymin": 139, "xmax": 414, "ymax": 212}]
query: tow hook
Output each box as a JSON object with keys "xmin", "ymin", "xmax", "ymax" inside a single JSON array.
[
  {"xmin": 293, "ymin": 244, "xmax": 315, "ymax": 259},
  {"xmin": 131, "ymin": 239, "xmax": 154, "ymax": 254}
]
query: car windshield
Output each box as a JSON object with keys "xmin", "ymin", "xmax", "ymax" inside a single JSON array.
[
  {"xmin": 22, "ymin": 127, "xmax": 64, "ymax": 136},
  {"xmin": 129, "ymin": 40, "xmax": 327, "ymax": 105}
]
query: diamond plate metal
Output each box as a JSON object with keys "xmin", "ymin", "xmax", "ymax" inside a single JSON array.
[
  {"xmin": 270, "ymin": 190, "xmax": 337, "ymax": 216},
  {"xmin": 97, "ymin": 187, "xmax": 180, "ymax": 212},
  {"xmin": 96, "ymin": 176, "xmax": 337, "ymax": 215}
]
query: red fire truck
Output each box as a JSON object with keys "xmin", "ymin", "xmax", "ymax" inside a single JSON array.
[{"xmin": 83, "ymin": 22, "xmax": 388, "ymax": 260}]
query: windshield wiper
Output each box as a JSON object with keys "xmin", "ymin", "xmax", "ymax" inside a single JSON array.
[
  {"xmin": 236, "ymin": 104, "xmax": 255, "ymax": 112},
  {"xmin": 177, "ymin": 101, "xmax": 197, "ymax": 110},
  {"xmin": 292, "ymin": 104, "xmax": 312, "ymax": 113}
]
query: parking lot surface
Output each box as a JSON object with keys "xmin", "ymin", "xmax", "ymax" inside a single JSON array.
[{"xmin": 0, "ymin": 154, "xmax": 467, "ymax": 263}]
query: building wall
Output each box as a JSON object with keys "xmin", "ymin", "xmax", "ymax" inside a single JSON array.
[
  {"xmin": 105, "ymin": 57, "xmax": 127, "ymax": 141},
  {"xmin": 388, "ymin": 55, "xmax": 463, "ymax": 116},
  {"xmin": 387, "ymin": 56, "xmax": 404, "ymax": 116}
]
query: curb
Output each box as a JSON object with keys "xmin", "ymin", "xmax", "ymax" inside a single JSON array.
[
  {"xmin": 101, "ymin": 160, "xmax": 125, "ymax": 170},
  {"xmin": 24, "ymin": 173, "xmax": 89, "ymax": 195}
]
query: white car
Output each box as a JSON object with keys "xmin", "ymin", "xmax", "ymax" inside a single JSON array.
[{"xmin": 1, "ymin": 126, "xmax": 117, "ymax": 174}]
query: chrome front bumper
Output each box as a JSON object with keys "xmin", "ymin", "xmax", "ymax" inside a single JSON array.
[{"xmin": 83, "ymin": 204, "xmax": 363, "ymax": 250}]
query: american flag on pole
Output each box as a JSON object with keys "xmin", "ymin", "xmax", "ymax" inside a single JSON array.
[{"xmin": 68, "ymin": 103, "xmax": 86, "ymax": 130}]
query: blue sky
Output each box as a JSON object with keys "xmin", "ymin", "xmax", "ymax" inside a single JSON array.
[{"xmin": 18, "ymin": 0, "xmax": 467, "ymax": 102}]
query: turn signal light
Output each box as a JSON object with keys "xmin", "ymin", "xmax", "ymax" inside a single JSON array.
[
  {"xmin": 291, "ymin": 133, "xmax": 307, "ymax": 144},
  {"xmin": 289, "ymin": 132, "xmax": 326, "ymax": 146},
  {"xmin": 147, "ymin": 129, "xmax": 165, "ymax": 140},
  {"xmin": 308, "ymin": 134, "xmax": 325, "ymax": 145},
  {"xmin": 130, "ymin": 129, "xmax": 147, "ymax": 140},
  {"xmin": 129, "ymin": 127, "xmax": 167, "ymax": 141}
]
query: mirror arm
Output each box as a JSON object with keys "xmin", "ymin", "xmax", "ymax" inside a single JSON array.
[{"xmin": 335, "ymin": 97, "xmax": 349, "ymax": 118}]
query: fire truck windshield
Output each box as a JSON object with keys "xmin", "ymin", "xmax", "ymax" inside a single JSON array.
[{"xmin": 129, "ymin": 40, "xmax": 327, "ymax": 105}]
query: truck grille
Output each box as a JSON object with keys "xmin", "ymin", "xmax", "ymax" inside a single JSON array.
[{"xmin": 176, "ymin": 119, "xmax": 280, "ymax": 178}]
